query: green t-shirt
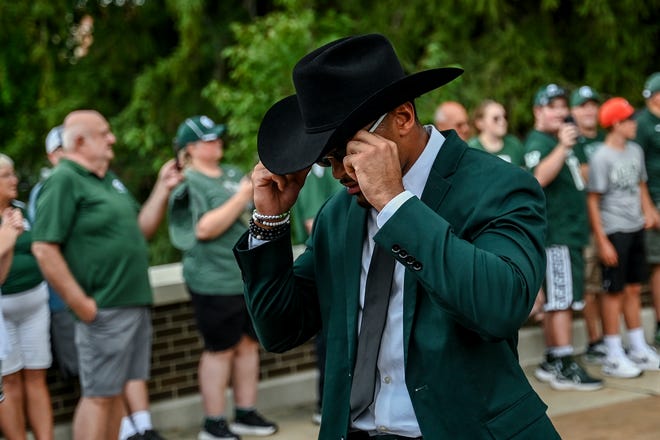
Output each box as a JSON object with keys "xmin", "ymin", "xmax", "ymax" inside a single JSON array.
[
  {"xmin": 573, "ymin": 130, "xmax": 606, "ymax": 164},
  {"xmin": 467, "ymin": 134, "xmax": 526, "ymax": 166},
  {"xmin": 31, "ymin": 159, "xmax": 152, "ymax": 308},
  {"xmin": 635, "ymin": 108, "xmax": 660, "ymax": 202},
  {"xmin": 524, "ymin": 129, "xmax": 588, "ymax": 247},
  {"xmin": 1, "ymin": 202, "xmax": 43, "ymax": 294},
  {"xmin": 168, "ymin": 166, "xmax": 247, "ymax": 295},
  {"xmin": 291, "ymin": 164, "xmax": 343, "ymax": 244}
]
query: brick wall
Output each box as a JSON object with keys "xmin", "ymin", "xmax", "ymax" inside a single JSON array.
[{"xmin": 48, "ymin": 299, "xmax": 318, "ymax": 424}]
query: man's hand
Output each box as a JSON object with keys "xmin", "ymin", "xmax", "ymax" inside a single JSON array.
[
  {"xmin": 157, "ymin": 159, "xmax": 184, "ymax": 191},
  {"xmin": 251, "ymin": 162, "xmax": 309, "ymax": 216},
  {"xmin": 598, "ymin": 238, "xmax": 619, "ymax": 267},
  {"xmin": 2, "ymin": 208, "xmax": 24, "ymax": 234},
  {"xmin": 557, "ymin": 122, "xmax": 579, "ymax": 149},
  {"xmin": 72, "ymin": 296, "xmax": 98, "ymax": 323},
  {"xmin": 343, "ymin": 130, "xmax": 404, "ymax": 211}
]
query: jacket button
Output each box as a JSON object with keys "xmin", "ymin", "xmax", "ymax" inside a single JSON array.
[
  {"xmin": 405, "ymin": 255, "xmax": 415, "ymax": 265},
  {"xmin": 391, "ymin": 244, "xmax": 401, "ymax": 253},
  {"xmin": 412, "ymin": 261, "xmax": 423, "ymax": 271},
  {"xmin": 399, "ymin": 249, "xmax": 408, "ymax": 258}
]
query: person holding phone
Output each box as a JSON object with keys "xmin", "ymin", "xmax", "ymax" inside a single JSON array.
[{"xmin": 524, "ymin": 84, "xmax": 603, "ymax": 391}]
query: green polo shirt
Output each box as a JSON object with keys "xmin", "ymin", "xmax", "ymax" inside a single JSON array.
[
  {"xmin": 467, "ymin": 134, "xmax": 526, "ymax": 166},
  {"xmin": 168, "ymin": 166, "xmax": 247, "ymax": 295},
  {"xmin": 573, "ymin": 130, "xmax": 606, "ymax": 163},
  {"xmin": 524, "ymin": 129, "xmax": 588, "ymax": 248},
  {"xmin": 1, "ymin": 202, "xmax": 43, "ymax": 294},
  {"xmin": 31, "ymin": 159, "xmax": 152, "ymax": 308},
  {"xmin": 636, "ymin": 108, "xmax": 660, "ymax": 202}
]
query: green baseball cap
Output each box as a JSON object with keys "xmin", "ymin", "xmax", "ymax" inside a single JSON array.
[
  {"xmin": 570, "ymin": 85, "xmax": 601, "ymax": 107},
  {"xmin": 533, "ymin": 83, "xmax": 568, "ymax": 107},
  {"xmin": 643, "ymin": 72, "xmax": 660, "ymax": 99},
  {"xmin": 174, "ymin": 115, "xmax": 226, "ymax": 150}
]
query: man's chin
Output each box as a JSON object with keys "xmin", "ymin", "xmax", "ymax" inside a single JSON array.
[{"xmin": 354, "ymin": 192, "xmax": 373, "ymax": 209}]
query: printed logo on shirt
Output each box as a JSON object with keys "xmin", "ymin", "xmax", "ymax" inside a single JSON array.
[
  {"xmin": 524, "ymin": 151, "xmax": 541, "ymax": 169},
  {"xmin": 112, "ymin": 178, "xmax": 128, "ymax": 194}
]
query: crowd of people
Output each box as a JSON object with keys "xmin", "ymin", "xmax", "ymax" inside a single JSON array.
[{"xmin": 0, "ymin": 30, "xmax": 658, "ymax": 440}]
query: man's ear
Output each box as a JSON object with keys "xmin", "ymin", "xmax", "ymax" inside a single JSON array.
[{"xmin": 391, "ymin": 102, "xmax": 417, "ymax": 135}]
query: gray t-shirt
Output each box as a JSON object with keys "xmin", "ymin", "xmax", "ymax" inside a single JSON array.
[{"xmin": 588, "ymin": 141, "xmax": 647, "ymax": 234}]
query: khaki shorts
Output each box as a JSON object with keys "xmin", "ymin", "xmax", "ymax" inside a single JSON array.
[{"xmin": 583, "ymin": 236, "xmax": 602, "ymax": 294}]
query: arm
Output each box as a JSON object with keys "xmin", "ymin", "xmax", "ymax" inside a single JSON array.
[
  {"xmin": 138, "ymin": 160, "xmax": 183, "ymax": 239},
  {"xmin": 0, "ymin": 209, "xmax": 23, "ymax": 284},
  {"xmin": 533, "ymin": 124, "xmax": 578, "ymax": 187},
  {"xmin": 587, "ymin": 192, "xmax": 618, "ymax": 267},
  {"xmin": 31, "ymin": 242, "xmax": 97, "ymax": 322},
  {"xmin": 196, "ymin": 177, "xmax": 252, "ymax": 240}
]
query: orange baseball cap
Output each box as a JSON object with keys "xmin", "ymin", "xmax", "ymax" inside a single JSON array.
[{"xmin": 598, "ymin": 97, "xmax": 635, "ymax": 128}]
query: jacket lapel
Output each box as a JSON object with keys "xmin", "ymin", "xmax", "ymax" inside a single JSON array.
[
  {"xmin": 344, "ymin": 199, "xmax": 368, "ymax": 364},
  {"xmin": 403, "ymin": 131, "xmax": 467, "ymax": 362}
]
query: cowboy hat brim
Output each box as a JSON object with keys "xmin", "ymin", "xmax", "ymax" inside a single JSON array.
[{"xmin": 258, "ymin": 66, "xmax": 463, "ymax": 175}]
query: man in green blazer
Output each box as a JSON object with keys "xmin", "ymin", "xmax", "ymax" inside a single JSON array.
[{"xmin": 234, "ymin": 34, "xmax": 560, "ymax": 439}]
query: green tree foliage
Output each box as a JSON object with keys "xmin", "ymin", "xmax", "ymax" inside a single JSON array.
[{"xmin": 1, "ymin": 0, "xmax": 658, "ymax": 264}]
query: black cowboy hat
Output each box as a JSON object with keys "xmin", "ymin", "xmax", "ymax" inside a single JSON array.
[{"xmin": 257, "ymin": 33, "xmax": 463, "ymax": 174}]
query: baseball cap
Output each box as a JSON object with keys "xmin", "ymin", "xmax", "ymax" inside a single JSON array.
[
  {"xmin": 174, "ymin": 115, "xmax": 226, "ymax": 150},
  {"xmin": 570, "ymin": 85, "xmax": 601, "ymax": 107},
  {"xmin": 642, "ymin": 72, "xmax": 660, "ymax": 99},
  {"xmin": 598, "ymin": 97, "xmax": 635, "ymax": 128},
  {"xmin": 45, "ymin": 125, "xmax": 63, "ymax": 154},
  {"xmin": 533, "ymin": 84, "xmax": 567, "ymax": 107}
]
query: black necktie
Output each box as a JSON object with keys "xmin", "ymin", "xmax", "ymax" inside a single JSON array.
[{"xmin": 350, "ymin": 244, "xmax": 396, "ymax": 421}]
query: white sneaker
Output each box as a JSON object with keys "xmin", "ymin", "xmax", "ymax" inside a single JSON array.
[
  {"xmin": 628, "ymin": 345, "xmax": 660, "ymax": 371},
  {"xmin": 602, "ymin": 355, "xmax": 642, "ymax": 378}
]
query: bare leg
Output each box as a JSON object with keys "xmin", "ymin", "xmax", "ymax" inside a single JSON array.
[
  {"xmin": 23, "ymin": 368, "xmax": 53, "ymax": 440},
  {"xmin": 73, "ymin": 395, "xmax": 123, "ymax": 440},
  {"xmin": 601, "ymin": 292, "xmax": 623, "ymax": 336},
  {"xmin": 622, "ymin": 283, "xmax": 643, "ymax": 330},
  {"xmin": 650, "ymin": 265, "xmax": 660, "ymax": 323},
  {"xmin": 231, "ymin": 336, "xmax": 259, "ymax": 408},
  {"xmin": 123, "ymin": 380, "xmax": 149, "ymax": 413},
  {"xmin": 0, "ymin": 371, "xmax": 26, "ymax": 440},
  {"xmin": 543, "ymin": 310, "xmax": 573, "ymax": 348},
  {"xmin": 198, "ymin": 349, "xmax": 233, "ymax": 416}
]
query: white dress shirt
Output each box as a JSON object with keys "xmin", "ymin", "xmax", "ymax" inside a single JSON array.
[{"xmin": 352, "ymin": 126, "xmax": 444, "ymax": 436}]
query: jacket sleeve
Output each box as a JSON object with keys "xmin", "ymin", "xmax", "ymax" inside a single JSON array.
[
  {"xmin": 374, "ymin": 171, "xmax": 546, "ymax": 340},
  {"xmin": 233, "ymin": 232, "xmax": 321, "ymax": 352}
]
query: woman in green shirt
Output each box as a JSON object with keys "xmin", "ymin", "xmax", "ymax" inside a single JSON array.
[
  {"xmin": 168, "ymin": 116, "xmax": 277, "ymax": 439},
  {"xmin": 0, "ymin": 153, "xmax": 53, "ymax": 440},
  {"xmin": 468, "ymin": 99, "xmax": 526, "ymax": 166}
]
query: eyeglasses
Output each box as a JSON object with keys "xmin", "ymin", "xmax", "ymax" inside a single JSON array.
[{"xmin": 317, "ymin": 113, "xmax": 387, "ymax": 167}]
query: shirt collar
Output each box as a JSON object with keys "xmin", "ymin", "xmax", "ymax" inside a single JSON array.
[{"xmin": 402, "ymin": 125, "xmax": 445, "ymax": 199}]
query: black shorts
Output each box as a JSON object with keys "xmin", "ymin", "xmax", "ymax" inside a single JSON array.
[
  {"xmin": 188, "ymin": 289, "xmax": 257, "ymax": 352},
  {"xmin": 601, "ymin": 229, "xmax": 648, "ymax": 293}
]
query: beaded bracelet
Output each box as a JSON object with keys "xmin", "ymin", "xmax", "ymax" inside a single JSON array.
[
  {"xmin": 252, "ymin": 209, "xmax": 290, "ymax": 221},
  {"xmin": 249, "ymin": 217, "xmax": 290, "ymax": 241},
  {"xmin": 258, "ymin": 215, "xmax": 291, "ymax": 228}
]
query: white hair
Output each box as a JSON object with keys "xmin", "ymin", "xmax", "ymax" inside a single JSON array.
[{"xmin": 0, "ymin": 153, "xmax": 14, "ymax": 169}]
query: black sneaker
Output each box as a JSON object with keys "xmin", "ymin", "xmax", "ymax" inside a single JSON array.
[
  {"xmin": 199, "ymin": 419, "xmax": 240, "ymax": 440},
  {"xmin": 551, "ymin": 356, "xmax": 604, "ymax": 391},
  {"xmin": 534, "ymin": 355, "xmax": 563, "ymax": 383},
  {"xmin": 230, "ymin": 410, "xmax": 278, "ymax": 436},
  {"xmin": 142, "ymin": 429, "xmax": 166, "ymax": 440},
  {"xmin": 584, "ymin": 340, "xmax": 608, "ymax": 364}
]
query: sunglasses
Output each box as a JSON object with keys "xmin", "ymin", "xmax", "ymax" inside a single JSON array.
[{"xmin": 317, "ymin": 113, "xmax": 387, "ymax": 167}]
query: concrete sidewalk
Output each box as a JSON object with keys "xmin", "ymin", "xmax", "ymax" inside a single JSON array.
[{"xmin": 47, "ymin": 309, "xmax": 659, "ymax": 439}]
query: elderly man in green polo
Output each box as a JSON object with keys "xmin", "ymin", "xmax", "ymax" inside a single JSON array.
[{"xmin": 31, "ymin": 110, "xmax": 182, "ymax": 440}]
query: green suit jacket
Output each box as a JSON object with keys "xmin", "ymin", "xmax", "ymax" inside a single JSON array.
[{"xmin": 234, "ymin": 131, "xmax": 559, "ymax": 439}]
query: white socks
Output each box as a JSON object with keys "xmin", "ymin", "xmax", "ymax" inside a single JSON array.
[
  {"xmin": 627, "ymin": 327, "xmax": 648, "ymax": 352},
  {"xmin": 118, "ymin": 411, "xmax": 153, "ymax": 440}
]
